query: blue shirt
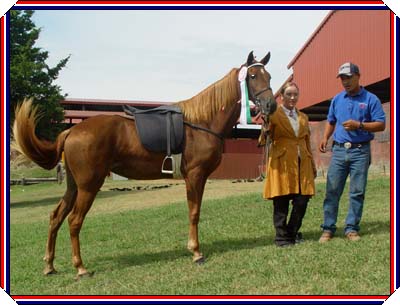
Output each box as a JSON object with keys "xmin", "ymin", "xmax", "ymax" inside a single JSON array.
[{"xmin": 327, "ymin": 87, "xmax": 386, "ymax": 143}]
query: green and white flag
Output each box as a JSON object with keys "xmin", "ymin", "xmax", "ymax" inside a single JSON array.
[{"xmin": 238, "ymin": 66, "xmax": 252, "ymax": 125}]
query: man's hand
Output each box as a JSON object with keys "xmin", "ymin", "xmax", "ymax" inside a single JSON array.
[
  {"xmin": 319, "ymin": 139, "xmax": 328, "ymax": 153},
  {"xmin": 342, "ymin": 119, "xmax": 359, "ymax": 131}
]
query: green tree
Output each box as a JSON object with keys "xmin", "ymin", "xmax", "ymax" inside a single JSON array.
[{"xmin": 10, "ymin": 10, "xmax": 70, "ymax": 140}]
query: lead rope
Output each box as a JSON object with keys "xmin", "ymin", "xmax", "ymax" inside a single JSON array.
[{"xmin": 262, "ymin": 116, "xmax": 271, "ymax": 180}]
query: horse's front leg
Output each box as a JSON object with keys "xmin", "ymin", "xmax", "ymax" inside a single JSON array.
[{"xmin": 184, "ymin": 171, "xmax": 207, "ymax": 264}]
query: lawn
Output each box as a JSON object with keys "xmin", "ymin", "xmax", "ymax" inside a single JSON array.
[{"xmin": 9, "ymin": 175, "xmax": 390, "ymax": 296}]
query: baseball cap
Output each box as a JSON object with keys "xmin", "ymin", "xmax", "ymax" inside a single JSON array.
[{"xmin": 337, "ymin": 62, "xmax": 360, "ymax": 77}]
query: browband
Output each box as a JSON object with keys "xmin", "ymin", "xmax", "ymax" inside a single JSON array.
[{"xmin": 247, "ymin": 63, "xmax": 264, "ymax": 68}]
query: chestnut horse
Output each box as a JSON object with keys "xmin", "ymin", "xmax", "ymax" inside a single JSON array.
[{"xmin": 13, "ymin": 51, "xmax": 277, "ymax": 278}]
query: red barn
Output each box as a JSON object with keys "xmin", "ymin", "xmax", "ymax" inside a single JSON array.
[
  {"xmin": 282, "ymin": 10, "xmax": 391, "ymax": 173},
  {"xmin": 61, "ymin": 9, "xmax": 392, "ymax": 179}
]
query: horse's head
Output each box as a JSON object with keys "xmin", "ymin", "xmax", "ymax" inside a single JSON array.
[{"xmin": 245, "ymin": 51, "xmax": 277, "ymax": 119}]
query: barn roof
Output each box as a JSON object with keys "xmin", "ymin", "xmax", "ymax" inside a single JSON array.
[{"xmin": 282, "ymin": 9, "xmax": 391, "ymax": 121}]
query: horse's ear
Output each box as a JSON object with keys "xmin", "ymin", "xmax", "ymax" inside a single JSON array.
[
  {"xmin": 261, "ymin": 52, "xmax": 271, "ymax": 65},
  {"xmin": 246, "ymin": 51, "xmax": 255, "ymax": 66}
]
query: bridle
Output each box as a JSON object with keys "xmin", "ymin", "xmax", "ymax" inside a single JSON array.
[
  {"xmin": 253, "ymin": 87, "xmax": 273, "ymax": 100},
  {"xmin": 245, "ymin": 63, "xmax": 274, "ymax": 134},
  {"xmin": 245, "ymin": 62, "xmax": 273, "ymax": 156},
  {"xmin": 246, "ymin": 62, "xmax": 273, "ymax": 105}
]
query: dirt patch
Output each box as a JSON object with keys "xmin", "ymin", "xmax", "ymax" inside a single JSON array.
[
  {"xmin": 10, "ymin": 178, "xmax": 266, "ymax": 224},
  {"xmin": 109, "ymin": 182, "xmax": 181, "ymax": 192}
]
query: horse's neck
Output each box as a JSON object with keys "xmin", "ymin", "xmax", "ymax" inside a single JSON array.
[
  {"xmin": 209, "ymin": 102, "xmax": 241, "ymax": 137},
  {"xmin": 207, "ymin": 70, "xmax": 241, "ymax": 136},
  {"xmin": 176, "ymin": 68, "xmax": 241, "ymax": 124}
]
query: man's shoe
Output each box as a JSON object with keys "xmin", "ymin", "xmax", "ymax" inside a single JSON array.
[
  {"xmin": 346, "ymin": 231, "xmax": 361, "ymax": 241},
  {"xmin": 319, "ymin": 231, "xmax": 333, "ymax": 243}
]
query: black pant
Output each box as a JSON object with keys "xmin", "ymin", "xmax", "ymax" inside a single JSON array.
[{"xmin": 273, "ymin": 194, "xmax": 310, "ymax": 246}]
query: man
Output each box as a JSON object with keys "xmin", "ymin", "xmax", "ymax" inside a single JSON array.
[{"xmin": 318, "ymin": 62, "xmax": 386, "ymax": 243}]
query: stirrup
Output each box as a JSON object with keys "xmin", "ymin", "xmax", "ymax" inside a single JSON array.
[{"xmin": 161, "ymin": 155, "xmax": 174, "ymax": 174}]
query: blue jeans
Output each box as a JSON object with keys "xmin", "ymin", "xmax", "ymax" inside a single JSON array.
[{"xmin": 321, "ymin": 143, "xmax": 371, "ymax": 235}]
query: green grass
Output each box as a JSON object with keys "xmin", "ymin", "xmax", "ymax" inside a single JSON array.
[
  {"xmin": 9, "ymin": 176, "xmax": 390, "ymax": 296},
  {"xmin": 10, "ymin": 162, "xmax": 58, "ymax": 180}
]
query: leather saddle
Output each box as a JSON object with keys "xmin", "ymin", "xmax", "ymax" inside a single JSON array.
[{"xmin": 123, "ymin": 105, "xmax": 185, "ymax": 173}]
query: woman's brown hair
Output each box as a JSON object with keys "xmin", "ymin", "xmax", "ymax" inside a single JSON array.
[{"xmin": 280, "ymin": 81, "xmax": 299, "ymax": 95}]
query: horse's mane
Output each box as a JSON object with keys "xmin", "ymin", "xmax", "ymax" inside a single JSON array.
[{"xmin": 175, "ymin": 68, "xmax": 240, "ymax": 123}]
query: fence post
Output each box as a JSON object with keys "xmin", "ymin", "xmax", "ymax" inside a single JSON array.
[{"xmin": 56, "ymin": 162, "xmax": 63, "ymax": 184}]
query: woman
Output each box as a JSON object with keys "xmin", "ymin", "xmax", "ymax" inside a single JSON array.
[{"xmin": 263, "ymin": 82, "xmax": 316, "ymax": 247}]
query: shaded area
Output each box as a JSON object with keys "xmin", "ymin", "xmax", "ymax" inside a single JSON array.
[{"xmin": 95, "ymin": 219, "xmax": 388, "ymax": 269}]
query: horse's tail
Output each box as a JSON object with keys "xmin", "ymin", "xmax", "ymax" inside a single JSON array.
[{"xmin": 12, "ymin": 98, "xmax": 70, "ymax": 170}]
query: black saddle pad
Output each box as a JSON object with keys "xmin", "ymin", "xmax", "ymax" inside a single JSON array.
[{"xmin": 123, "ymin": 105, "xmax": 184, "ymax": 154}]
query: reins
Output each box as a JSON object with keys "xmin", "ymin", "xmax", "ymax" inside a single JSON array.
[
  {"xmin": 258, "ymin": 114, "xmax": 271, "ymax": 180},
  {"xmin": 183, "ymin": 121, "xmax": 225, "ymax": 142}
]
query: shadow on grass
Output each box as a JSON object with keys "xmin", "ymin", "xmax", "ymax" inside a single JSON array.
[
  {"xmin": 10, "ymin": 196, "xmax": 62, "ymax": 209},
  {"xmin": 10, "ymin": 189, "xmax": 149, "ymax": 209},
  {"xmin": 97, "ymin": 235, "xmax": 274, "ymax": 270},
  {"xmin": 97, "ymin": 219, "xmax": 389, "ymax": 270},
  {"xmin": 300, "ymin": 219, "xmax": 390, "ymax": 241}
]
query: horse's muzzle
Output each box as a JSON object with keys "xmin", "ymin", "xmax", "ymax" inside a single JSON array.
[{"xmin": 256, "ymin": 97, "xmax": 277, "ymax": 117}]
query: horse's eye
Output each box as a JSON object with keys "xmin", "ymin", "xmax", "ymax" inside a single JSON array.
[{"xmin": 250, "ymin": 74, "xmax": 256, "ymax": 79}]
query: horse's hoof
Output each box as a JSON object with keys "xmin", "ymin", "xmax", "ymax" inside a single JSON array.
[
  {"xmin": 43, "ymin": 268, "xmax": 57, "ymax": 275},
  {"xmin": 75, "ymin": 271, "xmax": 95, "ymax": 281},
  {"xmin": 194, "ymin": 256, "xmax": 206, "ymax": 265}
]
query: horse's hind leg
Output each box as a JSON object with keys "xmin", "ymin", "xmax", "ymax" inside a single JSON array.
[
  {"xmin": 67, "ymin": 187, "xmax": 99, "ymax": 278},
  {"xmin": 43, "ymin": 169, "xmax": 77, "ymax": 275}
]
